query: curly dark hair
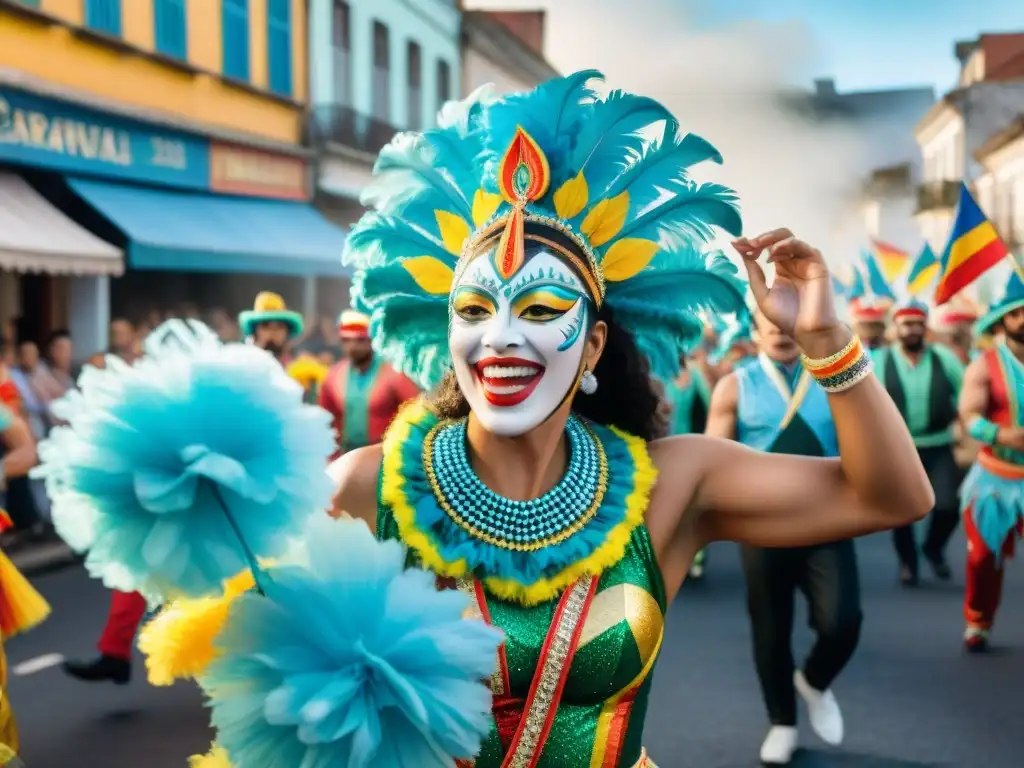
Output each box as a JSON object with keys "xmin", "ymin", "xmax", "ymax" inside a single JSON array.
[{"xmin": 424, "ymin": 303, "xmax": 667, "ymax": 441}]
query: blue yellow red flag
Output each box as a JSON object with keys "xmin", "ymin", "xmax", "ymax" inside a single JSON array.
[
  {"xmin": 906, "ymin": 244, "xmax": 940, "ymax": 296},
  {"xmin": 871, "ymin": 239, "xmax": 911, "ymax": 282},
  {"xmin": 934, "ymin": 183, "xmax": 1010, "ymax": 305}
]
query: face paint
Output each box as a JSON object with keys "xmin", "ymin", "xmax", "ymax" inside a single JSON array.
[{"xmin": 449, "ymin": 250, "xmax": 590, "ymax": 436}]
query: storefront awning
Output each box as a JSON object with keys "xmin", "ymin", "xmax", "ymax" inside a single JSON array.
[
  {"xmin": 0, "ymin": 173, "xmax": 123, "ymax": 276},
  {"xmin": 67, "ymin": 178, "xmax": 349, "ymax": 277}
]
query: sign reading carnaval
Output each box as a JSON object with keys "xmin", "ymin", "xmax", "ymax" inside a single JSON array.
[
  {"xmin": 0, "ymin": 87, "xmax": 209, "ymax": 189},
  {"xmin": 209, "ymin": 142, "xmax": 308, "ymax": 200}
]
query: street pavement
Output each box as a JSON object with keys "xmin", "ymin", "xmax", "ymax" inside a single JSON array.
[{"xmin": 6, "ymin": 526, "xmax": 1023, "ymax": 767}]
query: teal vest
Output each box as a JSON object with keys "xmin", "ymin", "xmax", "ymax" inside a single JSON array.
[{"xmin": 735, "ymin": 354, "xmax": 838, "ymax": 457}]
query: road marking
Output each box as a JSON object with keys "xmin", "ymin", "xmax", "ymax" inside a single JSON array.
[{"xmin": 12, "ymin": 653, "xmax": 64, "ymax": 676}]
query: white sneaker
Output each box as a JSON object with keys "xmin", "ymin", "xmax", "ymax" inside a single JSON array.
[
  {"xmin": 794, "ymin": 670, "xmax": 843, "ymax": 745},
  {"xmin": 759, "ymin": 725, "xmax": 798, "ymax": 764}
]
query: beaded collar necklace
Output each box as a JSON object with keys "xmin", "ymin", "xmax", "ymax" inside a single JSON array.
[{"xmin": 424, "ymin": 415, "xmax": 608, "ymax": 551}]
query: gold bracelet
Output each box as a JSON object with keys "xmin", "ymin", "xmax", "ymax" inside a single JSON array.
[
  {"xmin": 801, "ymin": 335, "xmax": 873, "ymax": 393},
  {"xmin": 800, "ymin": 334, "xmax": 860, "ymax": 371}
]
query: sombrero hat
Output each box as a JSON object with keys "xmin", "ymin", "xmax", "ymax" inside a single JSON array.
[
  {"xmin": 238, "ymin": 292, "xmax": 304, "ymax": 339},
  {"xmin": 975, "ymin": 272, "xmax": 1024, "ymax": 335}
]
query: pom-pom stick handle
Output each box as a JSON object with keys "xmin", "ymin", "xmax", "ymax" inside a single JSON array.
[{"xmin": 211, "ymin": 485, "xmax": 269, "ymax": 596}]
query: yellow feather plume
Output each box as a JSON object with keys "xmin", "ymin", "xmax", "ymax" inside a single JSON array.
[
  {"xmin": 472, "ymin": 189, "xmax": 503, "ymax": 227},
  {"xmin": 553, "ymin": 173, "xmax": 589, "ymax": 219},
  {"xmin": 435, "ymin": 210, "xmax": 471, "ymax": 255},
  {"xmin": 601, "ymin": 238, "xmax": 660, "ymax": 282},
  {"xmin": 138, "ymin": 569, "xmax": 256, "ymax": 686},
  {"xmin": 581, "ymin": 192, "xmax": 630, "ymax": 247},
  {"xmin": 402, "ymin": 256, "xmax": 455, "ymax": 295},
  {"xmin": 286, "ymin": 355, "xmax": 329, "ymax": 390},
  {"xmin": 189, "ymin": 745, "xmax": 234, "ymax": 768}
]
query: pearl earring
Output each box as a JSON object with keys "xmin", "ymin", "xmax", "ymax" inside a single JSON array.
[{"xmin": 580, "ymin": 369, "xmax": 598, "ymax": 395}]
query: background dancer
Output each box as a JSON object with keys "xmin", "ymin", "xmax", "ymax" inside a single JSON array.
[
  {"xmin": 958, "ymin": 272, "xmax": 1024, "ymax": 652},
  {"xmin": 872, "ymin": 299, "xmax": 964, "ymax": 586},
  {"xmin": 663, "ymin": 353, "xmax": 716, "ymax": 580},
  {"xmin": 849, "ymin": 297, "xmax": 891, "ymax": 350},
  {"xmin": 706, "ymin": 311, "xmax": 863, "ymax": 766},
  {"xmin": 238, "ymin": 291, "xmax": 304, "ymax": 363},
  {"xmin": 318, "ymin": 309, "xmax": 420, "ymax": 459},
  {"xmin": 63, "ymin": 308, "xmax": 300, "ymax": 685}
]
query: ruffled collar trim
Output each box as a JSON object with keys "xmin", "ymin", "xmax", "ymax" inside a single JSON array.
[{"xmin": 380, "ymin": 399, "xmax": 657, "ymax": 606}]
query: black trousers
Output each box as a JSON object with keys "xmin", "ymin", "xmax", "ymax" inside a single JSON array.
[
  {"xmin": 892, "ymin": 445, "xmax": 962, "ymax": 573},
  {"xmin": 741, "ymin": 539, "xmax": 862, "ymax": 726}
]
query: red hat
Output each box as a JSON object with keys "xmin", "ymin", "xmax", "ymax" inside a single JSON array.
[
  {"xmin": 849, "ymin": 297, "xmax": 890, "ymax": 324},
  {"xmin": 338, "ymin": 309, "xmax": 370, "ymax": 339},
  {"xmin": 931, "ymin": 298, "xmax": 979, "ymax": 329},
  {"xmin": 892, "ymin": 299, "xmax": 929, "ymax": 323}
]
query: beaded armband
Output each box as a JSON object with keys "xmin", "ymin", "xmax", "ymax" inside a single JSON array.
[
  {"xmin": 966, "ymin": 415, "xmax": 1000, "ymax": 446},
  {"xmin": 800, "ymin": 334, "xmax": 873, "ymax": 393}
]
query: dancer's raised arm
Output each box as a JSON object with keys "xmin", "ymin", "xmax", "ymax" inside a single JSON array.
[{"xmin": 653, "ymin": 229, "xmax": 933, "ymax": 549}]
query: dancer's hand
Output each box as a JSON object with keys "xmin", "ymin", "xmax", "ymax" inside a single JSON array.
[
  {"xmin": 997, "ymin": 425, "xmax": 1024, "ymax": 451},
  {"xmin": 733, "ymin": 228, "xmax": 846, "ymax": 357}
]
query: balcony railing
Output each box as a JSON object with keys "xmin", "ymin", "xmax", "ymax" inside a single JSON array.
[
  {"xmin": 915, "ymin": 180, "xmax": 960, "ymax": 214},
  {"xmin": 307, "ymin": 105, "xmax": 400, "ymax": 157}
]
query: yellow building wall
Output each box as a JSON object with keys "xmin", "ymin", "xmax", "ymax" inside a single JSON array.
[{"xmin": 2, "ymin": 0, "xmax": 308, "ymax": 145}]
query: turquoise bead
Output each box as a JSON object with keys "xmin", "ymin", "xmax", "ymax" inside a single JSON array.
[{"xmin": 430, "ymin": 415, "xmax": 602, "ymax": 546}]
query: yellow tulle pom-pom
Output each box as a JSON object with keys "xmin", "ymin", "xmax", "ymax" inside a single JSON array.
[
  {"xmin": 138, "ymin": 569, "xmax": 256, "ymax": 686},
  {"xmin": 189, "ymin": 745, "xmax": 234, "ymax": 767},
  {"xmin": 286, "ymin": 355, "xmax": 329, "ymax": 390}
]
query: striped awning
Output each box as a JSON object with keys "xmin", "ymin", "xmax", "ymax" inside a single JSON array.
[{"xmin": 0, "ymin": 172, "xmax": 123, "ymax": 276}]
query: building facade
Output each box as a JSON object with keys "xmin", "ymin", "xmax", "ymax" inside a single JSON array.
[
  {"xmin": 461, "ymin": 10, "xmax": 558, "ymax": 96},
  {"xmin": 914, "ymin": 33, "xmax": 1024, "ymax": 268},
  {"xmin": 308, "ymin": 0, "xmax": 461, "ymax": 277},
  {"xmin": 0, "ymin": 0, "xmax": 346, "ymax": 358},
  {"xmin": 974, "ymin": 119, "xmax": 1024, "ymax": 294}
]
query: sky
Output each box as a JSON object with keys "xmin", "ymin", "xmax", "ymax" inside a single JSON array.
[{"xmin": 467, "ymin": 0, "xmax": 1022, "ymax": 93}]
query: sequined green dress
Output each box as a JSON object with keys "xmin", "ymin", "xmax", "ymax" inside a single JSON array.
[{"xmin": 376, "ymin": 400, "xmax": 666, "ymax": 767}]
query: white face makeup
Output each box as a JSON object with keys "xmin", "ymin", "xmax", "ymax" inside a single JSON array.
[{"xmin": 449, "ymin": 249, "xmax": 590, "ymax": 436}]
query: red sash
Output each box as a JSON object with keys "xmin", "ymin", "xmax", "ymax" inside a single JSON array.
[{"xmin": 445, "ymin": 575, "xmax": 599, "ymax": 768}]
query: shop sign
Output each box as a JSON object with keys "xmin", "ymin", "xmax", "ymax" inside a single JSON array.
[
  {"xmin": 0, "ymin": 87, "xmax": 210, "ymax": 190},
  {"xmin": 210, "ymin": 142, "xmax": 308, "ymax": 200}
]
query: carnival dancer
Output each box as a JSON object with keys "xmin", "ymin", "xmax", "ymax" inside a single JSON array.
[
  {"xmin": 933, "ymin": 300, "xmax": 979, "ymax": 364},
  {"xmin": 239, "ymin": 291, "xmax": 304, "ymax": 363},
  {"xmin": 958, "ymin": 271, "xmax": 1024, "ymax": 652},
  {"xmin": 0, "ymin": 400, "xmax": 47, "ymax": 760},
  {"xmin": 38, "ymin": 74, "xmax": 932, "ymax": 768},
  {"xmin": 872, "ymin": 298, "xmax": 965, "ymax": 585},
  {"xmin": 849, "ymin": 296, "xmax": 891, "ymax": 350},
  {"xmin": 318, "ymin": 309, "xmax": 419, "ymax": 458},
  {"xmin": 706, "ymin": 311, "xmax": 862, "ymax": 764},
  {"xmin": 63, "ymin": 312, "xmax": 299, "ymax": 685}
]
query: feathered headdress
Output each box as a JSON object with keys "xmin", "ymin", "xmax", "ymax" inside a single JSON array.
[{"xmin": 344, "ymin": 72, "xmax": 745, "ymax": 387}]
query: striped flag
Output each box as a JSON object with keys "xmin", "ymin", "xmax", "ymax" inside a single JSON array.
[
  {"xmin": 906, "ymin": 244, "xmax": 940, "ymax": 296},
  {"xmin": 935, "ymin": 183, "xmax": 1010, "ymax": 305},
  {"xmin": 871, "ymin": 239, "xmax": 911, "ymax": 282}
]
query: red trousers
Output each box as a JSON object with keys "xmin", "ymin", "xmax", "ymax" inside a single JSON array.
[
  {"xmin": 964, "ymin": 504, "xmax": 1022, "ymax": 631},
  {"xmin": 97, "ymin": 590, "xmax": 147, "ymax": 660}
]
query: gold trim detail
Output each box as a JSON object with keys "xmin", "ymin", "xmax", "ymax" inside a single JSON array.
[
  {"xmin": 457, "ymin": 576, "xmax": 505, "ymax": 697},
  {"xmin": 422, "ymin": 420, "xmax": 610, "ymax": 552},
  {"xmin": 505, "ymin": 576, "xmax": 594, "ymax": 768}
]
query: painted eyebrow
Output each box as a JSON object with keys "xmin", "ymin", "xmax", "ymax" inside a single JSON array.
[
  {"xmin": 507, "ymin": 280, "xmax": 584, "ymax": 304},
  {"xmin": 452, "ymin": 282, "xmax": 500, "ymax": 304}
]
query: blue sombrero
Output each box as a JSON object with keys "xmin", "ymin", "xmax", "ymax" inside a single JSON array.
[
  {"xmin": 975, "ymin": 272, "xmax": 1024, "ymax": 335},
  {"xmin": 238, "ymin": 291, "xmax": 304, "ymax": 339}
]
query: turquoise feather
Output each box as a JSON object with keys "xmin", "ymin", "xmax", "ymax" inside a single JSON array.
[
  {"xmin": 610, "ymin": 180, "xmax": 741, "ymax": 244},
  {"xmin": 566, "ymin": 90, "xmax": 675, "ymax": 197},
  {"xmin": 598, "ymin": 121, "xmax": 723, "ymax": 209},
  {"xmin": 343, "ymin": 213, "xmax": 452, "ymax": 270},
  {"xmin": 373, "ymin": 133, "xmax": 474, "ymax": 220}
]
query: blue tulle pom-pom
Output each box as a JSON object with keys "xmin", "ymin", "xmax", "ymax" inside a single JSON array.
[
  {"xmin": 32, "ymin": 323, "xmax": 335, "ymax": 602},
  {"xmin": 202, "ymin": 516, "xmax": 503, "ymax": 768}
]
